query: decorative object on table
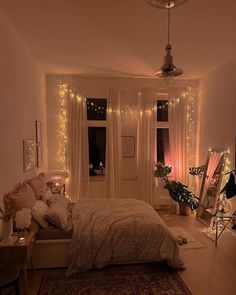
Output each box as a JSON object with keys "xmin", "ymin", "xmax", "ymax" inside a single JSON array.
[
  {"xmin": 36, "ymin": 120, "xmax": 42, "ymax": 143},
  {"xmin": 154, "ymin": 162, "xmax": 199, "ymax": 214},
  {"xmin": 196, "ymin": 150, "xmax": 228, "ymax": 226},
  {"xmin": 46, "ymin": 170, "xmax": 69, "ymax": 195},
  {"xmin": 38, "ymin": 263, "xmax": 192, "ymax": 295},
  {"xmin": 15, "ymin": 208, "xmax": 32, "ymax": 242},
  {"xmin": 144, "ymin": 0, "xmax": 188, "ymax": 84},
  {"xmin": 0, "ymin": 207, "xmax": 13, "ymax": 242},
  {"xmin": 23, "ymin": 139, "xmax": 36, "ymax": 172}
]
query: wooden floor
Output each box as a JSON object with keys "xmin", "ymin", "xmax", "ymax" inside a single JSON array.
[{"xmin": 23, "ymin": 210, "xmax": 236, "ymax": 295}]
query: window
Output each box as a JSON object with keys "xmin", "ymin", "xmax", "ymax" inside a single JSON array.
[
  {"xmin": 156, "ymin": 98, "xmax": 170, "ymax": 165},
  {"xmin": 86, "ymin": 98, "xmax": 107, "ymax": 177},
  {"xmin": 87, "ymin": 98, "xmax": 107, "ymax": 121},
  {"xmin": 88, "ymin": 127, "xmax": 106, "ymax": 169}
]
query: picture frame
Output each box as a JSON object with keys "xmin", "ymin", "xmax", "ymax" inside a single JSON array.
[
  {"xmin": 121, "ymin": 136, "xmax": 135, "ymax": 158},
  {"xmin": 37, "ymin": 144, "xmax": 43, "ymax": 167},
  {"xmin": 36, "ymin": 120, "xmax": 42, "ymax": 143},
  {"xmin": 23, "ymin": 139, "xmax": 36, "ymax": 172}
]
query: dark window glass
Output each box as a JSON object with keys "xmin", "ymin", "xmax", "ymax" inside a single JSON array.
[
  {"xmin": 87, "ymin": 98, "xmax": 107, "ymax": 120},
  {"xmin": 157, "ymin": 100, "xmax": 168, "ymax": 122},
  {"xmin": 157, "ymin": 128, "xmax": 170, "ymax": 165},
  {"xmin": 88, "ymin": 127, "xmax": 106, "ymax": 175}
]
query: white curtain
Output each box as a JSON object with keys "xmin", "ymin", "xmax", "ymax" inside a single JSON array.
[
  {"xmin": 137, "ymin": 89, "xmax": 157, "ymax": 206},
  {"xmin": 67, "ymin": 86, "xmax": 89, "ymax": 201},
  {"xmin": 168, "ymin": 87, "xmax": 198, "ymax": 187},
  {"xmin": 104, "ymin": 88, "xmax": 122, "ymax": 198}
]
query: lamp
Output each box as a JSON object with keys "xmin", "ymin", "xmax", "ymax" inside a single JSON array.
[
  {"xmin": 46, "ymin": 170, "xmax": 69, "ymax": 195},
  {"xmin": 145, "ymin": 0, "xmax": 188, "ymax": 83}
]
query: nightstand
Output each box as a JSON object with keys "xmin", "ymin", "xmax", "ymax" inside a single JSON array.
[{"xmin": 0, "ymin": 231, "xmax": 35, "ymax": 294}]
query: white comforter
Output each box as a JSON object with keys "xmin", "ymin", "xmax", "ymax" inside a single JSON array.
[{"xmin": 67, "ymin": 198, "xmax": 183, "ymax": 275}]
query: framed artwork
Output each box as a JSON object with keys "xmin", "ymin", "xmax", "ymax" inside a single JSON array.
[
  {"xmin": 23, "ymin": 139, "xmax": 36, "ymax": 172},
  {"xmin": 122, "ymin": 136, "xmax": 135, "ymax": 158},
  {"xmin": 36, "ymin": 120, "xmax": 42, "ymax": 143},
  {"xmin": 37, "ymin": 145, "xmax": 43, "ymax": 167}
]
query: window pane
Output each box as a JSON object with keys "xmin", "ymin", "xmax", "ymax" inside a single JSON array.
[
  {"xmin": 87, "ymin": 98, "xmax": 107, "ymax": 120},
  {"xmin": 157, "ymin": 128, "xmax": 170, "ymax": 165},
  {"xmin": 157, "ymin": 100, "xmax": 168, "ymax": 122},
  {"xmin": 88, "ymin": 127, "xmax": 106, "ymax": 175}
]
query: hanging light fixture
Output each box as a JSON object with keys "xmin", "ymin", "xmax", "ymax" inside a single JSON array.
[{"xmin": 145, "ymin": 0, "xmax": 188, "ymax": 84}]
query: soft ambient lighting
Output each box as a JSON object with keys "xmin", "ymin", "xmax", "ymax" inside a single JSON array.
[{"xmin": 145, "ymin": 0, "xmax": 188, "ymax": 83}]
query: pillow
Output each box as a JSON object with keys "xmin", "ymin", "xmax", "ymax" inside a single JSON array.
[
  {"xmin": 40, "ymin": 189, "xmax": 53, "ymax": 206},
  {"xmin": 31, "ymin": 200, "xmax": 49, "ymax": 229},
  {"xmin": 45, "ymin": 204, "xmax": 70, "ymax": 230},
  {"xmin": 5, "ymin": 183, "xmax": 36, "ymax": 213},
  {"xmin": 49, "ymin": 194, "xmax": 71, "ymax": 209},
  {"xmin": 27, "ymin": 174, "xmax": 47, "ymax": 200}
]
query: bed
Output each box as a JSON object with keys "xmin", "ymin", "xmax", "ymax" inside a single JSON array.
[
  {"xmin": 4, "ymin": 174, "xmax": 183, "ymax": 272},
  {"xmin": 67, "ymin": 198, "xmax": 183, "ymax": 274}
]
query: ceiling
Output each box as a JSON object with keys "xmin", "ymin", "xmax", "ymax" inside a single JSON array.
[{"xmin": 0, "ymin": 0, "xmax": 236, "ymax": 79}]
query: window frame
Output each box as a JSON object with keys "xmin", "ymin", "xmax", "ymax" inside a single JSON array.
[
  {"xmin": 86, "ymin": 98, "xmax": 107, "ymax": 182},
  {"xmin": 156, "ymin": 94, "xmax": 170, "ymax": 165}
]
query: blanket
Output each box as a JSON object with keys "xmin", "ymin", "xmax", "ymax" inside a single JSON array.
[{"xmin": 67, "ymin": 199, "xmax": 183, "ymax": 275}]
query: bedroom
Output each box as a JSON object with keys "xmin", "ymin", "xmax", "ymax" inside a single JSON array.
[{"xmin": 0, "ymin": 0, "xmax": 236, "ymax": 294}]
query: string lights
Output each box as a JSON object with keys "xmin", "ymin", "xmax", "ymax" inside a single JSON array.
[{"xmin": 58, "ymin": 84, "xmax": 198, "ymax": 170}]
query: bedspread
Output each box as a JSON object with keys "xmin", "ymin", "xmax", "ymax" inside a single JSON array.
[{"xmin": 67, "ymin": 198, "xmax": 183, "ymax": 275}]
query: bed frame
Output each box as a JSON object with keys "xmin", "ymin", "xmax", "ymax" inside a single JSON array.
[{"xmin": 32, "ymin": 239, "xmax": 71, "ymax": 268}]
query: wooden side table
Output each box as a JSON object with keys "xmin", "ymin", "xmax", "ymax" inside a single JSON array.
[{"xmin": 0, "ymin": 231, "xmax": 35, "ymax": 294}]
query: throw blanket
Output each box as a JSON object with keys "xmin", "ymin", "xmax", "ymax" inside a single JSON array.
[{"xmin": 67, "ymin": 199, "xmax": 183, "ymax": 275}]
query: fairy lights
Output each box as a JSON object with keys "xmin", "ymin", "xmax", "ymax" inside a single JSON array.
[{"xmin": 57, "ymin": 84, "xmax": 198, "ymax": 170}]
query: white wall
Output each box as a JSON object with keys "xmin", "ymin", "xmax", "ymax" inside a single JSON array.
[
  {"xmin": 0, "ymin": 10, "xmax": 47, "ymax": 236},
  {"xmin": 199, "ymin": 57, "xmax": 236, "ymax": 208},
  {"xmin": 46, "ymin": 75, "xmax": 198, "ymax": 206}
]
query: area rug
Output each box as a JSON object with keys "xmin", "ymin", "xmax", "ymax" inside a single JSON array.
[
  {"xmin": 168, "ymin": 226, "xmax": 205, "ymax": 250},
  {"xmin": 38, "ymin": 263, "xmax": 192, "ymax": 295}
]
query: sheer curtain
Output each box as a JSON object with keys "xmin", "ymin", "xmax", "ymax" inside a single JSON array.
[
  {"xmin": 67, "ymin": 86, "xmax": 89, "ymax": 201},
  {"xmin": 168, "ymin": 87, "xmax": 198, "ymax": 187},
  {"xmin": 104, "ymin": 88, "xmax": 122, "ymax": 198},
  {"xmin": 137, "ymin": 89, "xmax": 157, "ymax": 206}
]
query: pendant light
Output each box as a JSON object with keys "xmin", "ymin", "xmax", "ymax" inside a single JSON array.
[{"xmin": 145, "ymin": 0, "xmax": 188, "ymax": 84}]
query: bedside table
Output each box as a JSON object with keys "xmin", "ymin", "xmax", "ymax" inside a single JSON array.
[{"xmin": 0, "ymin": 231, "xmax": 35, "ymax": 294}]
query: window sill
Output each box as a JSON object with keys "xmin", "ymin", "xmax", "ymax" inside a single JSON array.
[{"xmin": 89, "ymin": 175, "xmax": 105, "ymax": 182}]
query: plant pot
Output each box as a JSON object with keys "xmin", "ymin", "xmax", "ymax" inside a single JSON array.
[{"xmin": 179, "ymin": 203, "xmax": 191, "ymax": 216}]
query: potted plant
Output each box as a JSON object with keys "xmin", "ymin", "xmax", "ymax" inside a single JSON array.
[{"xmin": 154, "ymin": 162, "xmax": 199, "ymax": 215}]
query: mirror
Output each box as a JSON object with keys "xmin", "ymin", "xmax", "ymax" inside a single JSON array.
[{"xmin": 196, "ymin": 150, "xmax": 228, "ymax": 225}]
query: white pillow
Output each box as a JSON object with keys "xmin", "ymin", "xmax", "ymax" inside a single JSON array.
[
  {"xmin": 46, "ymin": 204, "xmax": 70, "ymax": 230},
  {"xmin": 40, "ymin": 189, "xmax": 53, "ymax": 206},
  {"xmin": 31, "ymin": 200, "xmax": 49, "ymax": 229},
  {"xmin": 49, "ymin": 194, "xmax": 71, "ymax": 208}
]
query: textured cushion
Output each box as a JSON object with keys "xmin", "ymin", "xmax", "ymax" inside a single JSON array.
[
  {"xmin": 27, "ymin": 174, "xmax": 47, "ymax": 200},
  {"xmin": 31, "ymin": 200, "xmax": 49, "ymax": 229},
  {"xmin": 40, "ymin": 189, "xmax": 53, "ymax": 206},
  {"xmin": 46, "ymin": 204, "xmax": 71, "ymax": 230},
  {"xmin": 5, "ymin": 183, "xmax": 36, "ymax": 213},
  {"xmin": 49, "ymin": 194, "xmax": 71, "ymax": 208}
]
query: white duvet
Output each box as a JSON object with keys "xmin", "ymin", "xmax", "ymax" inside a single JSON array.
[{"xmin": 67, "ymin": 198, "xmax": 183, "ymax": 275}]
